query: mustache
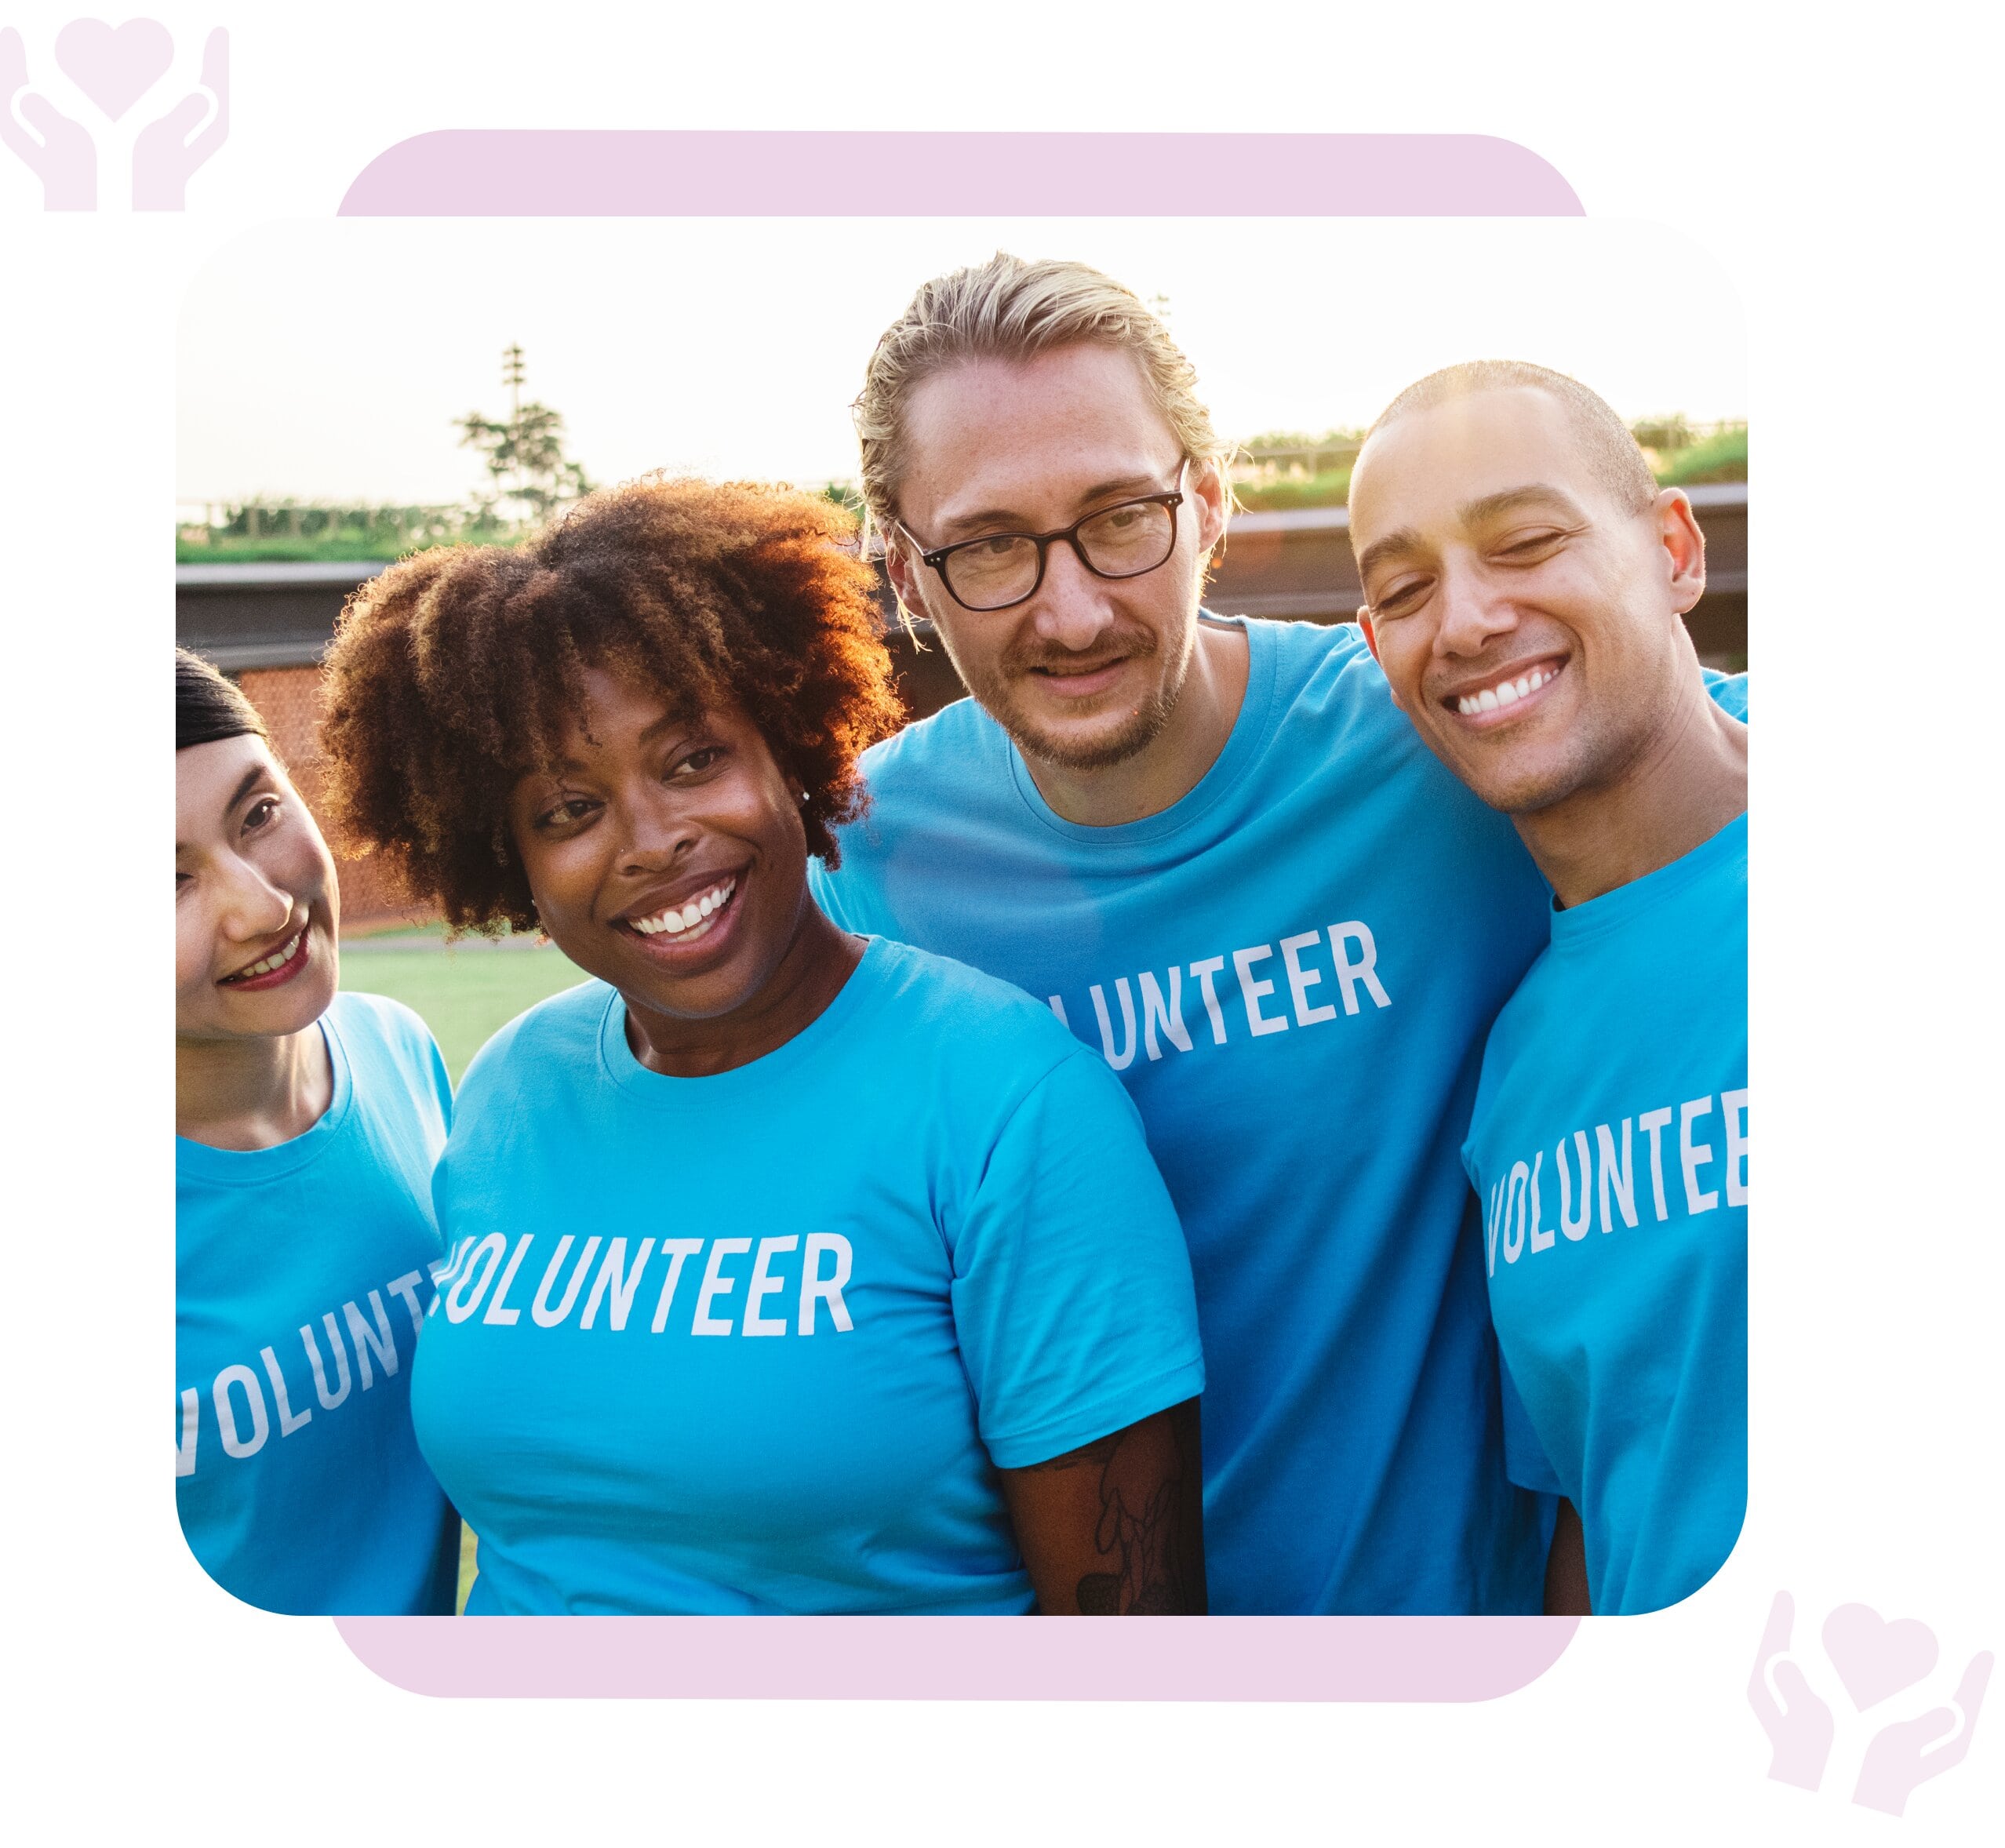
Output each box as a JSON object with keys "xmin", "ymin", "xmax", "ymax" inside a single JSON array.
[{"xmin": 1003, "ymin": 624, "xmax": 1160, "ymax": 675}]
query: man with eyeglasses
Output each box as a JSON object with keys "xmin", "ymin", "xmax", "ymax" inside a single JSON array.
[{"xmin": 812, "ymin": 254, "xmax": 1560, "ymax": 1613}]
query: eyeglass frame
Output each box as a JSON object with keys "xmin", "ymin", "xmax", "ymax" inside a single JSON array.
[{"xmin": 893, "ymin": 460, "xmax": 1193, "ymax": 613}]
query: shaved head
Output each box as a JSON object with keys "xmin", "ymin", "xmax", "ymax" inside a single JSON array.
[{"xmin": 1363, "ymin": 361, "xmax": 1657, "ymax": 516}]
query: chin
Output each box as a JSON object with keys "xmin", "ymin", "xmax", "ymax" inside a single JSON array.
[
  {"xmin": 1457, "ymin": 753, "xmax": 1585, "ymax": 818},
  {"xmin": 999, "ymin": 688, "xmax": 1178, "ymax": 772},
  {"xmin": 248, "ymin": 974, "xmax": 339, "ymax": 1040}
]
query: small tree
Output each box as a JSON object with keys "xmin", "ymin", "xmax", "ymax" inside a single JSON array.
[{"xmin": 457, "ymin": 344, "xmax": 595, "ymax": 526}]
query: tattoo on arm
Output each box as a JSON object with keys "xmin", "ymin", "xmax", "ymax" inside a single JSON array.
[{"xmin": 1019, "ymin": 1399, "xmax": 1205, "ymax": 1614}]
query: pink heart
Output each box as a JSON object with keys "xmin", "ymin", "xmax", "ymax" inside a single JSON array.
[
  {"xmin": 54, "ymin": 17, "xmax": 173, "ymax": 122},
  {"xmin": 1822, "ymin": 1602, "xmax": 1939, "ymax": 1711}
]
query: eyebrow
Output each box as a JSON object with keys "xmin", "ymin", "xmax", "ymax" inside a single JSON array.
[
  {"xmin": 930, "ymin": 473, "xmax": 1170, "ymax": 544},
  {"xmin": 177, "ymin": 764, "xmax": 271, "ymax": 854},
  {"xmin": 1355, "ymin": 484, "xmax": 1587, "ymax": 582}
]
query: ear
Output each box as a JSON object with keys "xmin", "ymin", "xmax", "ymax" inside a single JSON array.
[
  {"xmin": 882, "ymin": 529, "xmax": 925, "ymax": 618},
  {"xmin": 1656, "ymin": 489, "xmax": 1708, "ymax": 614},
  {"xmin": 1191, "ymin": 457, "xmax": 1230, "ymax": 554},
  {"xmin": 1355, "ymin": 608, "xmax": 1405, "ymax": 711}
]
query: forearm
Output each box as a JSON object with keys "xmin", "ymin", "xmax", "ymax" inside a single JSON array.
[
  {"xmin": 1544, "ymin": 1497, "xmax": 1591, "ymax": 1615},
  {"xmin": 999, "ymin": 1398, "xmax": 1206, "ymax": 1614}
]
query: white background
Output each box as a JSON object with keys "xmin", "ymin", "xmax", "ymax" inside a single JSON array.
[{"xmin": 5, "ymin": 2, "xmax": 1999, "ymax": 1841}]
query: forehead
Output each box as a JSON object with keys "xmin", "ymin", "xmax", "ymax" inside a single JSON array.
[
  {"xmin": 176, "ymin": 733, "xmax": 275, "ymax": 824},
  {"xmin": 897, "ymin": 344, "xmax": 1179, "ymax": 531},
  {"xmin": 537, "ymin": 667, "xmax": 761, "ymax": 763},
  {"xmin": 1351, "ymin": 386, "xmax": 1612, "ymax": 544}
]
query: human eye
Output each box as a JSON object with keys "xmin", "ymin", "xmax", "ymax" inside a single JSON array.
[
  {"xmin": 1370, "ymin": 575, "xmax": 1432, "ymax": 618},
  {"xmin": 670, "ymin": 744, "xmax": 728, "ymax": 778},
  {"xmin": 532, "ymin": 792, "xmax": 599, "ymax": 831},
  {"xmin": 1494, "ymin": 527, "xmax": 1570, "ymax": 562},
  {"xmin": 242, "ymin": 794, "xmax": 282, "ymax": 833}
]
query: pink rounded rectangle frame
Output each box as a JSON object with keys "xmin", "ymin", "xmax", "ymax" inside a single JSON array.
[{"xmin": 332, "ymin": 127, "xmax": 1585, "ymax": 1698}]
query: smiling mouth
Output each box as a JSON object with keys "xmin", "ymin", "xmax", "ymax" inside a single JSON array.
[
  {"xmin": 1025, "ymin": 657, "xmax": 1130, "ymax": 694},
  {"xmin": 219, "ymin": 927, "xmax": 309, "ymax": 988},
  {"xmin": 1447, "ymin": 659, "xmax": 1567, "ymax": 718},
  {"xmin": 621, "ymin": 875, "xmax": 739, "ymax": 947}
]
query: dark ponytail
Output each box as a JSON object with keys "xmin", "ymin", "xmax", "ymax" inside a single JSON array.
[{"xmin": 176, "ymin": 649, "xmax": 269, "ymax": 753}]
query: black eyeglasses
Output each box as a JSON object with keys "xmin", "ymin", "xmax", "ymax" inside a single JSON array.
[{"xmin": 897, "ymin": 461, "xmax": 1190, "ymax": 613}]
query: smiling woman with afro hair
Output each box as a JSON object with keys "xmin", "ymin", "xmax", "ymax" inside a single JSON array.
[
  {"xmin": 308, "ymin": 471, "xmax": 1210, "ymax": 1623},
  {"xmin": 320, "ymin": 475, "xmax": 904, "ymax": 934}
]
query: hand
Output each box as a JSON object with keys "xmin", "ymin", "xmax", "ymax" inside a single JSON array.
[
  {"xmin": 133, "ymin": 27, "xmax": 227, "ymax": 211},
  {"xmin": 1746, "ymin": 1591, "xmax": 1835, "ymax": 1791},
  {"xmin": 1854, "ymin": 1651, "xmax": 1993, "ymax": 1817},
  {"xmin": 0, "ymin": 28, "xmax": 97, "ymax": 211}
]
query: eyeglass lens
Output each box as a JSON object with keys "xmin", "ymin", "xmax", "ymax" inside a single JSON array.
[{"xmin": 943, "ymin": 500, "xmax": 1177, "ymax": 610}]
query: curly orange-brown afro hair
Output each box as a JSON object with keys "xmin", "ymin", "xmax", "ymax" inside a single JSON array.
[{"xmin": 318, "ymin": 476, "xmax": 904, "ymax": 934}]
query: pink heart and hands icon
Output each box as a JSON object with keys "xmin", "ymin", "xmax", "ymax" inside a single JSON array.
[
  {"xmin": 1, "ymin": 21, "xmax": 227, "ymax": 211},
  {"xmin": 1749, "ymin": 1591, "xmax": 1993, "ymax": 1817}
]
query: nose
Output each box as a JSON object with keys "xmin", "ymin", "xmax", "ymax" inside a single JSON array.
[
  {"xmin": 1028, "ymin": 537, "xmax": 1118, "ymax": 652},
  {"xmin": 616, "ymin": 783, "xmax": 701, "ymax": 877},
  {"xmin": 1432, "ymin": 555, "xmax": 1521, "ymax": 659},
  {"xmin": 217, "ymin": 851, "xmax": 294, "ymax": 942}
]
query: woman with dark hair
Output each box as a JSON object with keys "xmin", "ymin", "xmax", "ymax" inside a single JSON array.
[
  {"xmin": 318, "ymin": 478, "xmax": 1207, "ymax": 1616},
  {"xmin": 176, "ymin": 649, "xmax": 458, "ymax": 1613}
]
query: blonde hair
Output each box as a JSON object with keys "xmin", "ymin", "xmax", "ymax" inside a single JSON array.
[{"xmin": 853, "ymin": 253, "xmax": 1232, "ymax": 548}]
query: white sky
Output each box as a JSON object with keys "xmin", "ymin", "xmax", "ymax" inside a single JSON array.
[{"xmin": 178, "ymin": 216, "xmax": 1746, "ymax": 506}]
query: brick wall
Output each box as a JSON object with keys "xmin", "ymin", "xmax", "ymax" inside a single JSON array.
[{"xmin": 238, "ymin": 666, "xmax": 432, "ymax": 934}]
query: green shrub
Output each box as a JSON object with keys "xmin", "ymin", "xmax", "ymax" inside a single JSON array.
[{"xmin": 1654, "ymin": 424, "xmax": 1748, "ymax": 486}]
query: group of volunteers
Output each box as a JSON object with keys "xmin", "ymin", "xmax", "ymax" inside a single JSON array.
[{"xmin": 175, "ymin": 253, "xmax": 1747, "ymax": 1619}]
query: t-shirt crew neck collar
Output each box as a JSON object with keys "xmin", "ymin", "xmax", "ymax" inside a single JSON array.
[
  {"xmin": 1549, "ymin": 809, "xmax": 1748, "ymax": 955},
  {"xmin": 174, "ymin": 1008, "xmax": 355, "ymax": 1184},
  {"xmin": 598, "ymin": 933, "xmax": 890, "ymax": 1107},
  {"xmin": 1005, "ymin": 612, "xmax": 1279, "ymax": 850}
]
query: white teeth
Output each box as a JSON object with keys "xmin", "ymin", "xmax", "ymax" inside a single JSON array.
[
  {"xmin": 1459, "ymin": 666, "xmax": 1558, "ymax": 717},
  {"xmin": 233, "ymin": 930, "xmax": 302, "ymax": 980},
  {"xmin": 631, "ymin": 879, "xmax": 735, "ymax": 938}
]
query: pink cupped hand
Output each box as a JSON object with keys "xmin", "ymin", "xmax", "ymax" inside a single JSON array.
[
  {"xmin": 1854, "ymin": 1652, "xmax": 1993, "ymax": 1817},
  {"xmin": 133, "ymin": 27, "xmax": 227, "ymax": 211},
  {"xmin": 1747, "ymin": 1591, "xmax": 1835, "ymax": 1791},
  {"xmin": 0, "ymin": 28, "xmax": 97, "ymax": 210}
]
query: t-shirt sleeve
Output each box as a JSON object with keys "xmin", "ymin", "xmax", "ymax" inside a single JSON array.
[
  {"xmin": 373, "ymin": 992, "xmax": 455, "ymax": 1137},
  {"xmin": 418, "ymin": 1023, "xmax": 453, "ymax": 1130},
  {"xmin": 946, "ymin": 1049, "xmax": 1206, "ymax": 1470},
  {"xmin": 1498, "ymin": 1351, "xmax": 1565, "ymax": 1497}
]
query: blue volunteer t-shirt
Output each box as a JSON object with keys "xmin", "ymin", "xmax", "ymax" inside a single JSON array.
[
  {"xmin": 176, "ymin": 991, "xmax": 460, "ymax": 1615},
  {"xmin": 1465, "ymin": 809, "xmax": 1748, "ymax": 1615},
  {"xmin": 815, "ymin": 616, "xmax": 1585, "ymax": 1613},
  {"xmin": 411, "ymin": 936, "xmax": 1205, "ymax": 1615}
]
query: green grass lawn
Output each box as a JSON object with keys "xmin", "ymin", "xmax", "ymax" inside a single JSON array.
[
  {"xmin": 340, "ymin": 933, "xmax": 591, "ymax": 1084},
  {"xmin": 339, "ymin": 930, "xmax": 591, "ymax": 1608}
]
